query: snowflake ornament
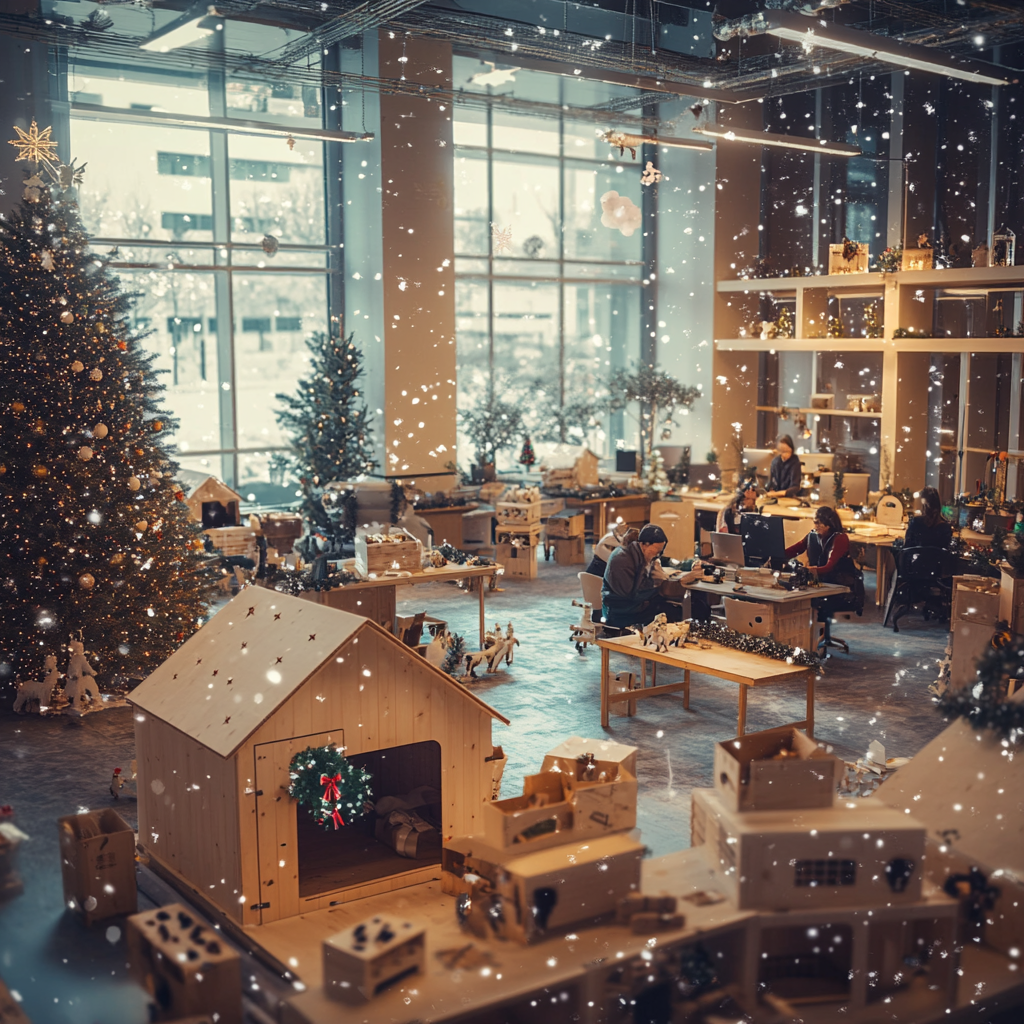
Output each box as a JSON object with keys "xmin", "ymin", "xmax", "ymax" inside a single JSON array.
[
  {"xmin": 599, "ymin": 191, "xmax": 641, "ymax": 236},
  {"xmin": 8, "ymin": 120, "xmax": 59, "ymax": 167},
  {"xmin": 491, "ymin": 223, "xmax": 513, "ymax": 254},
  {"xmin": 641, "ymin": 161, "xmax": 663, "ymax": 186}
]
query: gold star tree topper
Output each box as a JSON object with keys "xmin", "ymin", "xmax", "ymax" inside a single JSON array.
[{"xmin": 8, "ymin": 120, "xmax": 60, "ymax": 166}]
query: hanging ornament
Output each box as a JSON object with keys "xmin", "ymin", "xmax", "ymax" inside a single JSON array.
[
  {"xmin": 148, "ymin": 473, "xmax": 162, "ymax": 488},
  {"xmin": 135, "ymin": 520, "xmax": 149, "ymax": 533},
  {"xmin": 261, "ymin": 234, "xmax": 279, "ymax": 256},
  {"xmin": 78, "ymin": 446, "xmax": 94, "ymax": 461},
  {"xmin": 287, "ymin": 745, "xmax": 373, "ymax": 831},
  {"xmin": 128, "ymin": 476, "xmax": 141, "ymax": 491},
  {"xmin": 32, "ymin": 465, "xmax": 47, "ymax": 478},
  {"xmin": 600, "ymin": 191, "xmax": 642, "ymax": 236},
  {"xmin": 71, "ymin": 360, "xmax": 84, "ymax": 373},
  {"xmin": 109, "ymin": 552, "xmax": 125, "ymax": 565},
  {"xmin": 40, "ymin": 249, "xmax": 54, "ymax": 270},
  {"xmin": 0, "ymin": 464, "xmax": 6, "ymax": 475},
  {"xmin": 78, "ymin": 573, "xmax": 96, "ymax": 590},
  {"xmin": 7, "ymin": 120, "xmax": 60, "ymax": 166},
  {"xmin": 286, "ymin": 134, "xmax": 296, "ymax": 151},
  {"xmin": 151, "ymin": 420, "xmax": 164, "ymax": 433},
  {"xmin": 490, "ymin": 223, "xmax": 513, "ymax": 254},
  {"xmin": 60, "ymin": 311, "xmax": 74, "ymax": 324},
  {"xmin": 92, "ymin": 423, "xmax": 108, "ymax": 439},
  {"xmin": 11, "ymin": 400, "xmax": 25, "ymax": 414},
  {"xmin": 89, "ymin": 368, "xmax": 103, "ymax": 381},
  {"xmin": 22, "ymin": 173, "xmax": 45, "ymax": 203},
  {"xmin": 640, "ymin": 161, "xmax": 663, "ymax": 186}
]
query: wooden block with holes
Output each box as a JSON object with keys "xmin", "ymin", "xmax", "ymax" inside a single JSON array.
[
  {"xmin": 496, "ymin": 527, "xmax": 539, "ymax": 579},
  {"xmin": 57, "ymin": 808, "xmax": 137, "ymax": 925},
  {"xmin": 323, "ymin": 916, "xmax": 424, "ymax": 1003},
  {"xmin": 126, "ymin": 903, "xmax": 241, "ymax": 1024},
  {"xmin": 495, "ymin": 500, "xmax": 541, "ymax": 527}
]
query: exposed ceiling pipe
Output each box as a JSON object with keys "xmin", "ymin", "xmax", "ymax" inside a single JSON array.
[{"xmin": 713, "ymin": 13, "xmax": 769, "ymax": 43}]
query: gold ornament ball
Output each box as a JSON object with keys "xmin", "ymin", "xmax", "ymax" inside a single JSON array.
[
  {"xmin": 89, "ymin": 368, "xmax": 103, "ymax": 381},
  {"xmin": 78, "ymin": 446, "xmax": 94, "ymax": 461},
  {"xmin": 93, "ymin": 423, "xmax": 108, "ymax": 439},
  {"xmin": 60, "ymin": 311, "xmax": 74, "ymax": 324},
  {"xmin": 152, "ymin": 420, "xmax": 164, "ymax": 432},
  {"xmin": 78, "ymin": 573, "xmax": 96, "ymax": 590},
  {"xmin": 128, "ymin": 476, "xmax": 141, "ymax": 491},
  {"xmin": 11, "ymin": 400, "xmax": 25, "ymax": 414},
  {"xmin": 71, "ymin": 360, "xmax": 84, "ymax": 373},
  {"xmin": 0, "ymin": 464, "xmax": 5, "ymax": 475},
  {"xmin": 32, "ymin": 465, "xmax": 47, "ymax": 478},
  {"xmin": 135, "ymin": 519, "xmax": 149, "ymax": 532}
]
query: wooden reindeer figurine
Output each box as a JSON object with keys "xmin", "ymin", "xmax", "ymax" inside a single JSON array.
[
  {"xmin": 503, "ymin": 622, "xmax": 520, "ymax": 665},
  {"xmin": 64, "ymin": 640, "xmax": 100, "ymax": 711},
  {"xmin": 13, "ymin": 655, "xmax": 60, "ymax": 714}
]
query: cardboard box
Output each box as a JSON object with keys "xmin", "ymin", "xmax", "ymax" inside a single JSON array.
[
  {"xmin": 127, "ymin": 903, "xmax": 241, "ymax": 1024},
  {"xmin": 949, "ymin": 618, "xmax": 994, "ymax": 691},
  {"xmin": 544, "ymin": 510, "xmax": 585, "ymax": 539},
  {"xmin": 828, "ymin": 242, "xmax": 869, "ymax": 274},
  {"xmin": 354, "ymin": 528, "xmax": 422, "ymax": 576},
  {"xmin": 999, "ymin": 567, "xmax": 1024, "ymax": 633},
  {"xmin": 374, "ymin": 810, "xmax": 441, "ymax": 860},
  {"xmin": 323, "ymin": 917, "xmax": 424, "ymax": 1003},
  {"xmin": 550, "ymin": 536, "xmax": 586, "ymax": 566},
  {"xmin": 714, "ymin": 728, "xmax": 842, "ymax": 812},
  {"xmin": 496, "ymin": 535, "xmax": 539, "ymax": 578},
  {"xmin": 495, "ymin": 501, "xmax": 541, "ymax": 526},
  {"xmin": 58, "ymin": 808, "xmax": 137, "ymax": 924},
  {"xmin": 951, "ymin": 576, "xmax": 1000, "ymax": 625},
  {"xmin": 723, "ymin": 598, "xmax": 811, "ymax": 650},
  {"xmin": 541, "ymin": 736, "xmax": 638, "ymax": 779}
]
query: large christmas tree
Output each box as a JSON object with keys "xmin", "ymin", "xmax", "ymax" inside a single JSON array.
[
  {"xmin": 0, "ymin": 121, "xmax": 215, "ymax": 688},
  {"xmin": 275, "ymin": 328, "xmax": 376, "ymax": 544}
]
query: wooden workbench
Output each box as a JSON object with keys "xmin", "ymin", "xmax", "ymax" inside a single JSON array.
[
  {"xmin": 564, "ymin": 493, "xmax": 650, "ymax": 539},
  {"xmin": 597, "ymin": 633, "xmax": 816, "ymax": 735},
  {"xmin": 414, "ymin": 504, "xmax": 479, "ymax": 548}
]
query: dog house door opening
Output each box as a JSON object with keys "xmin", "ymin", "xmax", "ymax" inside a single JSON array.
[{"xmin": 297, "ymin": 739, "xmax": 442, "ymax": 897}]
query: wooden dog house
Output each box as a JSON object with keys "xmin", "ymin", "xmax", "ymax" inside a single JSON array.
[
  {"xmin": 181, "ymin": 473, "xmax": 243, "ymax": 529},
  {"xmin": 130, "ymin": 588, "xmax": 508, "ymax": 928}
]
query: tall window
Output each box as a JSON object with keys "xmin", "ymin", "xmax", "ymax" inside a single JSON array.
[
  {"xmin": 69, "ymin": 40, "xmax": 331, "ymax": 502},
  {"xmin": 453, "ymin": 60, "xmax": 644, "ymax": 468}
]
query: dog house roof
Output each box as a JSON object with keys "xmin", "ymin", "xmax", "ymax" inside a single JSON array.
[
  {"xmin": 130, "ymin": 587, "xmax": 507, "ymax": 758},
  {"xmin": 177, "ymin": 469, "xmax": 243, "ymax": 504}
]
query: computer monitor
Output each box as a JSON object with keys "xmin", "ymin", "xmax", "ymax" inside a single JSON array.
[
  {"xmin": 742, "ymin": 448, "xmax": 775, "ymax": 482},
  {"xmin": 711, "ymin": 531, "xmax": 745, "ymax": 569},
  {"xmin": 799, "ymin": 452, "xmax": 835, "ymax": 476},
  {"xmin": 740, "ymin": 513, "xmax": 788, "ymax": 569},
  {"xmin": 843, "ymin": 472, "xmax": 871, "ymax": 506}
]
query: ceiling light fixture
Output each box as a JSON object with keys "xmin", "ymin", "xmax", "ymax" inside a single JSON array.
[
  {"xmin": 692, "ymin": 123, "xmax": 861, "ymax": 157},
  {"xmin": 140, "ymin": 6, "xmax": 222, "ymax": 53},
  {"xmin": 762, "ymin": 11, "xmax": 1012, "ymax": 87},
  {"xmin": 601, "ymin": 130, "xmax": 713, "ymax": 157}
]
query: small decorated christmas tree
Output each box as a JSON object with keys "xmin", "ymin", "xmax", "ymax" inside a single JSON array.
[
  {"xmin": 775, "ymin": 305, "xmax": 794, "ymax": 339},
  {"xmin": 827, "ymin": 315, "xmax": 843, "ymax": 338},
  {"xmin": 0, "ymin": 121, "xmax": 215, "ymax": 686},
  {"xmin": 275, "ymin": 329, "xmax": 376, "ymax": 545},
  {"xmin": 518, "ymin": 436, "xmax": 536, "ymax": 469},
  {"xmin": 645, "ymin": 448, "xmax": 670, "ymax": 495},
  {"xmin": 864, "ymin": 302, "xmax": 883, "ymax": 338}
]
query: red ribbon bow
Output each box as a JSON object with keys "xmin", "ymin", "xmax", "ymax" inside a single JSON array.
[
  {"xmin": 330, "ymin": 806, "xmax": 346, "ymax": 830},
  {"xmin": 320, "ymin": 772, "xmax": 341, "ymax": 802}
]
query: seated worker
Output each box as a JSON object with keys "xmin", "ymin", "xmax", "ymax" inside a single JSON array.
[
  {"xmin": 585, "ymin": 522, "xmax": 640, "ymax": 578},
  {"xmin": 602, "ymin": 524, "xmax": 711, "ymax": 628},
  {"xmin": 716, "ymin": 481, "xmax": 759, "ymax": 534},
  {"xmin": 784, "ymin": 506, "xmax": 864, "ymax": 643},
  {"xmin": 904, "ymin": 486, "xmax": 953, "ymax": 549},
  {"xmin": 766, "ymin": 434, "xmax": 802, "ymax": 498}
]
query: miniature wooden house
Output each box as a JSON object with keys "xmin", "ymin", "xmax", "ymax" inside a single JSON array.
[
  {"xmin": 539, "ymin": 444, "xmax": 600, "ymax": 490},
  {"xmin": 130, "ymin": 588, "xmax": 508, "ymax": 928},
  {"xmin": 182, "ymin": 474, "xmax": 243, "ymax": 529}
]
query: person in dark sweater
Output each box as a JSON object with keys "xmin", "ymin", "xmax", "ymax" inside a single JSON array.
[
  {"xmin": 904, "ymin": 486, "xmax": 953, "ymax": 549},
  {"xmin": 766, "ymin": 434, "xmax": 802, "ymax": 498},
  {"xmin": 601, "ymin": 524, "xmax": 709, "ymax": 628},
  {"xmin": 716, "ymin": 482, "xmax": 758, "ymax": 534}
]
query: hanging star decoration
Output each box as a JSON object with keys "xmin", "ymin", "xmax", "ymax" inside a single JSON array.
[
  {"xmin": 491, "ymin": 222, "xmax": 513, "ymax": 254},
  {"xmin": 641, "ymin": 161, "xmax": 663, "ymax": 186},
  {"xmin": 8, "ymin": 120, "xmax": 60, "ymax": 167}
]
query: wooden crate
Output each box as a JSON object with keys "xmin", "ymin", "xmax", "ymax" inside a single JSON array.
[
  {"xmin": 496, "ymin": 501, "xmax": 541, "ymax": 526},
  {"xmin": 354, "ymin": 528, "xmax": 423, "ymax": 576},
  {"xmin": 950, "ymin": 618, "xmax": 995, "ymax": 691},
  {"xmin": 58, "ymin": 809, "xmax": 137, "ymax": 924},
  {"xmin": 827, "ymin": 242, "xmax": 869, "ymax": 274},
  {"xmin": 999, "ymin": 567, "xmax": 1024, "ymax": 633},
  {"xmin": 127, "ymin": 903, "xmax": 241, "ymax": 1024},
  {"xmin": 544, "ymin": 510, "xmax": 585, "ymax": 539},
  {"xmin": 951, "ymin": 575, "xmax": 1000, "ymax": 625},
  {"xmin": 713, "ymin": 728, "xmax": 842, "ymax": 812},
  {"xmin": 323, "ymin": 917, "xmax": 424, "ymax": 1004},
  {"xmin": 649, "ymin": 500, "xmax": 695, "ymax": 561},
  {"xmin": 497, "ymin": 540, "xmax": 538, "ymax": 578},
  {"xmin": 203, "ymin": 526, "xmax": 256, "ymax": 559},
  {"xmin": 550, "ymin": 536, "xmax": 586, "ymax": 566},
  {"xmin": 901, "ymin": 247, "xmax": 934, "ymax": 271}
]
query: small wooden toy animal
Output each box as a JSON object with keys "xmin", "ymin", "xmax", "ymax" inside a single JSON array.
[
  {"xmin": 503, "ymin": 622, "xmax": 520, "ymax": 665},
  {"xmin": 13, "ymin": 655, "xmax": 60, "ymax": 713},
  {"xmin": 570, "ymin": 600, "xmax": 598, "ymax": 653},
  {"xmin": 64, "ymin": 640, "xmax": 99, "ymax": 710},
  {"xmin": 641, "ymin": 614, "xmax": 689, "ymax": 653},
  {"xmin": 485, "ymin": 622, "xmax": 504, "ymax": 648},
  {"xmin": 463, "ymin": 641, "xmax": 506, "ymax": 679},
  {"xmin": 424, "ymin": 627, "xmax": 450, "ymax": 670}
]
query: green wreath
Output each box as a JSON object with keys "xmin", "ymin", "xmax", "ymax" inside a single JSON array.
[
  {"xmin": 937, "ymin": 634, "xmax": 1024, "ymax": 743},
  {"xmin": 287, "ymin": 745, "xmax": 373, "ymax": 831}
]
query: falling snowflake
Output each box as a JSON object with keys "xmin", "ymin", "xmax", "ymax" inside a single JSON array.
[
  {"xmin": 641, "ymin": 161, "xmax": 663, "ymax": 186},
  {"xmin": 491, "ymin": 223, "xmax": 513, "ymax": 254}
]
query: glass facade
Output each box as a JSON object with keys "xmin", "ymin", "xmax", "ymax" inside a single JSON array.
[
  {"xmin": 452, "ymin": 60, "xmax": 644, "ymax": 469},
  {"xmin": 69, "ymin": 59, "xmax": 330, "ymax": 501}
]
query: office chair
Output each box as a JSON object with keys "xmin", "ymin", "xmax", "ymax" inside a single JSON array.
[{"xmin": 884, "ymin": 547, "xmax": 957, "ymax": 633}]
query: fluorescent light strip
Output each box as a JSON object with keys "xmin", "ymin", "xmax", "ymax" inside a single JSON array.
[
  {"xmin": 692, "ymin": 124, "xmax": 861, "ymax": 157},
  {"xmin": 71, "ymin": 103, "xmax": 374, "ymax": 144},
  {"xmin": 140, "ymin": 11, "xmax": 220, "ymax": 53},
  {"xmin": 764, "ymin": 10, "xmax": 1013, "ymax": 87}
]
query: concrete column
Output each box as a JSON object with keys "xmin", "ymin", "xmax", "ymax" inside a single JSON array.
[{"xmin": 377, "ymin": 33, "xmax": 456, "ymax": 486}]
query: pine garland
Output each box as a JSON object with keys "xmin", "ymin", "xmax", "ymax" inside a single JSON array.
[
  {"xmin": 441, "ymin": 632, "xmax": 467, "ymax": 677},
  {"xmin": 436, "ymin": 543, "xmax": 494, "ymax": 567},
  {"xmin": 288, "ymin": 745, "xmax": 373, "ymax": 830},
  {"xmin": 936, "ymin": 635, "xmax": 1024, "ymax": 743},
  {"xmin": 272, "ymin": 567, "xmax": 362, "ymax": 595},
  {"xmin": 685, "ymin": 620, "xmax": 821, "ymax": 668}
]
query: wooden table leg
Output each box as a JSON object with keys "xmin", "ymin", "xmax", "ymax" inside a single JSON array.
[
  {"xmin": 631, "ymin": 659, "xmax": 643, "ymax": 716},
  {"xmin": 876, "ymin": 546, "xmax": 885, "ymax": 606},
  {"xmin": 600, "ymin": 645, "xmax": 610, "ymax": 728},
  {"xmin": 595, "ymin": 503, "xmax": 606, "ymax": 540},
  {"xmin": 683, "ymin": 668, "xmax": 690, "ymax": 710},
  {"xmin": 478, "ymin": 575, "xmax": 486, "ymax": 647},
  {"xmin": 805, "ymin": 671, "xmax": 815, "ymax": 737},
  {"xmin": 737, "ymin": 686, "xmax": 747, "ymax": 736}
]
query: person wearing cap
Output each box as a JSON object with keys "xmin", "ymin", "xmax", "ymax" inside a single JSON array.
[
  {"xmin": 601, "ymin": 524, "xmax": 709, "ymax": 628},
  {"xmin": 585, "ymin": 522, "xmax": 640, "ymax": 578}
]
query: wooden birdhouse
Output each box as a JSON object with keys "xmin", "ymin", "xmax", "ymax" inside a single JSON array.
[
  {"xmin": 182, "ymin": 474, "xmax": 243, "ymax": 529},
  {"xmin": 130, "ymin": 588, "xmax": 508, "ymax": 928}
]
